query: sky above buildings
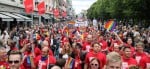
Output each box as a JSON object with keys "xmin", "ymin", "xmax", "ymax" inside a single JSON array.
[{"xmin": 72, "ymin": 0, "xmax": 97, "ymax": 14}]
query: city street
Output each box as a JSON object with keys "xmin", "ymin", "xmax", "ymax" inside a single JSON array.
[{"xmin": 0, "ymin": 0, "xmax": 150, "ymax": 69}]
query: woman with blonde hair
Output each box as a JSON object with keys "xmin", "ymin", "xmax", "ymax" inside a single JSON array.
[{"xmin": 60, "ymin": 42, "xmax": 73, "ymax": 59}]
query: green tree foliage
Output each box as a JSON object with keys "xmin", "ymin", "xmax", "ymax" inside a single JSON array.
[{"xmin": 87, "ymin": 0, "xmax": 150, "ymax": 27}]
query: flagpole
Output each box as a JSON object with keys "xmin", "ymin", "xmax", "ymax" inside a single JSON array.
[
  {"xmin": 52, "ymin": 0, "xmax": 55, "ymax": 24},
  {"xmin": 31, "ymin": 13, "xmax": 34, "ymax": 26},
  {"xmin": 39, "ymin": 15, "xmax": 41, "ymax": 25}
]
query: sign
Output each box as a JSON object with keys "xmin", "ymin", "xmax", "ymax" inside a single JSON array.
[
  {"xmin": 67, "ymin": 21, "xmax": 75, "ymax": 29},
  {"xmin": 75, "ymin": 20, "xmax": 88, "ymax": 27}
]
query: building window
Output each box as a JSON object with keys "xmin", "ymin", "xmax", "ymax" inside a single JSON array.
[
  {"xmin": 11, "ymin": 0, "xmax": 15, "ymax": 2},
  {"xmin": 46, "ymin": 5, "xmax": 48, "ymax": 9},
  {"xmin": 20, "ymin": 0, "xmax": 23, "ymax": 4},
  {"xmin": 35, "ymin": 0, "xmax": 38, "ymax": 8}
]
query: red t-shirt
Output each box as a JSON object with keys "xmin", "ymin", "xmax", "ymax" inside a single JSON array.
[
  {"xmin": 35, "ymin": 55, "xmax": 56, "ymax": 69},
  {"xmin": 34, "ymin": 47, "xmax": 41, "ymax": 57},
  {"xmin": 139, "ymin": 56, "xmax": 150, "ymax": 69},
  {"xmin": 99, "ymin": 40, "xmax": 108, "ymax": 51},
  {"xmin": 85, "ymin": 51, "xmax": 106, "ymax": 69},
  {"xmin": 109, "ymin": 39, "xmax": 122, "ymax": 52},
  {"xmin": 82, "ymin": 42, "xmax": 92, "ymax": 52},
  {"xmin": 0, "ymin": 61, "xmax": 9, "ymax": 69},
  {"xmin": 49, "ymin": 49, "xmax": 54, "ymax": 56},
  {"xmin": 74, "ymin": 57, "xmax": 82, "ymax": 69},
  {"xmin": 22, "ymin": 51, "xmax": 34, "ymax": 69},
  {"xmin": 22, "ymin": 56, "xmax": 32, "ymax": 69},
  {"xmin": 134, "ymin": 52, "xmax": 147, "ymax": 64},
  {"xmin": 19, "ymin": 39, "xmax": 29, "ymax": 48},
  {"xmin": 122, "ymin": 56, "xmax": 137, "ymax": 69}
]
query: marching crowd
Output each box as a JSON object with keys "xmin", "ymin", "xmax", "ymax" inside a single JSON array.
[{"xmin": 0, "ymin": 21, "xmax": 150, "ymax": 69}]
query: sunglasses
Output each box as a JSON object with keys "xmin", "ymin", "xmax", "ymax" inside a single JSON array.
[
  {"xmin": 91, "ymin": 63, "xmax": 98, "ymax": 66},
  {"xmin": 8, "ymin": 60, "xmax": 20, "ymax": 64}
]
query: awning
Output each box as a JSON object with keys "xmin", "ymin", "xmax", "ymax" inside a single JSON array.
[
  {"xmin": 12, "ymin": 13, "xmax": 32, "ymax": 21},
  {"xmin": 0, "ymin": 12, "xmax": 24, "ymax": 21},
  {"xmin": 0, "ymin": 13, "xmax": 13, "ymax": 21},
  {"xmin": 42, "ymin": 14, "xmax": 51, "ymax": 19}
]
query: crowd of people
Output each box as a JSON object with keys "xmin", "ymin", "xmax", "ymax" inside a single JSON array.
[{"xmin": 0, "ymin": 21, "xmax": 150, "ymax": 69}]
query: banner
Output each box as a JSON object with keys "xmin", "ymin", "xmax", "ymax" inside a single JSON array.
[
  {"xmin": 37, "ymin": 1, "xmax": 45, "ymax": 15},
  {"xmin": 104, "ymin": 20, "xmax": 117, "ymax": 31},
  {"xmin": 62, "ymin": 11, "xmax": 67, "ymax": 17},
  {"xmin": 53, "ymin": 8, "xmax": 59, "ymax": 17},
  {"xmin": 24, "ymin": 0, "xmax": 33, "ymax": 14}
]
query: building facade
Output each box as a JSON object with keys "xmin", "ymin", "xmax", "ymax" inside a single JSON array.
[{"xmin": 0, "ymin": 0, "xmax": 74, "ymax": 30}]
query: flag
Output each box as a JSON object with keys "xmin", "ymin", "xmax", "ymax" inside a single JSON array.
[
  {"xmin": 37, "ymin": 1, "xmax": 45, "ymax": 15},
  {"xmin": 53, "ymin": 8, "xmax": 59, "ymax": 17},
  {"xmin": 24, "ymin": 0, "xmax": 33, "ymax": 14},
  {"xmin": 65, "ymin": 57, "xmax": 75, "ymax": 69},
  {"xmin": 62, "ymin": 11, "xmax": 67, "ymax": 17},
  {"xmin": 104, "ymin": 20, "xmax": 117, "ymax": 31}
]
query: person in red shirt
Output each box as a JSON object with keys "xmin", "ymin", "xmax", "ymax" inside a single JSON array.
[
  {"xmin": 7, "ymin": 39, "xmax": 18, "ymax": 51},
  {"xmin": 125, "ymin": 38, "xmax": 135, "ymax": 55},
  {"xmin": 84, "ymin": 42, "xmax": 106, "ymax": 69},
  {"xmin": 7, "ymin": 50, "xmax": 25, "ymax": 69},
  {"xmin": 22, "ymin": 43, "xmax": 35, "ymax": 69},
  {"xmin": 98, "ymin": 35, "xmax": 108, "ymax": 53},
  {"xmin": 105, "ymin": 52, "xmax": 122, "ymax": 69},
  {"xmin": 73, "ymin": 43, "xmax": 83, "ymax": 69},
  {"xmin": 109, "ymin": 32, "xmax": 124, "ymax": 53},
  {"xmin": 7, "ymin": 39, "xmax": 28, "ymax": 54},
  {"xmin": 82, "ymin": 34, "xmax": 93, "ymax": 52},
  {"xmin": 32, "ymin": 40, "xmax": 41, "ymax": 57},
  {"xmin": 134, "ymin": 42, "xmax": 147, "ymax": 64},
  {"xmin": 19, "ymin": 35, "xmax": 28, "ymax": 49},
  {"xmin": 0, "ymin": 46, "xmax": 9, "ymax": 69},
  {"xmin": 122, "ymin": 46, "xmax": 137, "ymax": 69},
  {"xmin": 41, "ymin": 40, "xmax": 53, "ymax": 56},
  {"xmin": 35, "ymin": 46, "xmax": 56, "ymax": 69},
  {"xmin": 139, "ymin": 51, "xmax": 150, "ymax": 69}
]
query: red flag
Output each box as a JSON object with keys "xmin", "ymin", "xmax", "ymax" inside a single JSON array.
[
  {"xmin": 53, "ymin": 8, "xmax": 59, "ymax": 17},
  {"xmin": 62, "ymin": 11, "xmax": 67, "ymax": 17},
  {"xmin": 24, "ymin": 0, "xmax": 33, "ymax": 14},
  {"xmin": 37, "ymin": 1, "xmax": 45, "ymax": 15}
]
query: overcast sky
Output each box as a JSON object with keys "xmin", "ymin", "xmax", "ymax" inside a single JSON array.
[{"xmin": 72, "ymin": 0, "xmax": 97, "ymax": 14}]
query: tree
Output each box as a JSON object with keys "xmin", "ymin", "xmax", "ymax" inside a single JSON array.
[{"xmin": 87, "ymin": 0, "xmax": 150, "ymax": 27}]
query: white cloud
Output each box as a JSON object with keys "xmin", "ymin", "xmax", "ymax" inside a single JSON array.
[{"xmin": 72, "ymin": 0, "xmax": 97, "ymax": 14}]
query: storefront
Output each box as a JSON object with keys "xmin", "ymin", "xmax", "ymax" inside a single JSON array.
[{"xmin": 0, "ymin": 12, "xmax": 32, "ymax": 31}]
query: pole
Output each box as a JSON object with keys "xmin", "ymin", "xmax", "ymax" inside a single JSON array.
[
  {"xmin": 52, "ymin": 0, "xmax": 55, "ymax": 24},
  {"xmin": 31, "ymin": 13, "xmax": 34, "ymax": 26},
  {"xmin": 7, "ymin": 21, "xmax": 10, "ymax": 31},
  {"xmin": 39, "ymin": 15, "xmax": 41, "ymax": 25}
]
